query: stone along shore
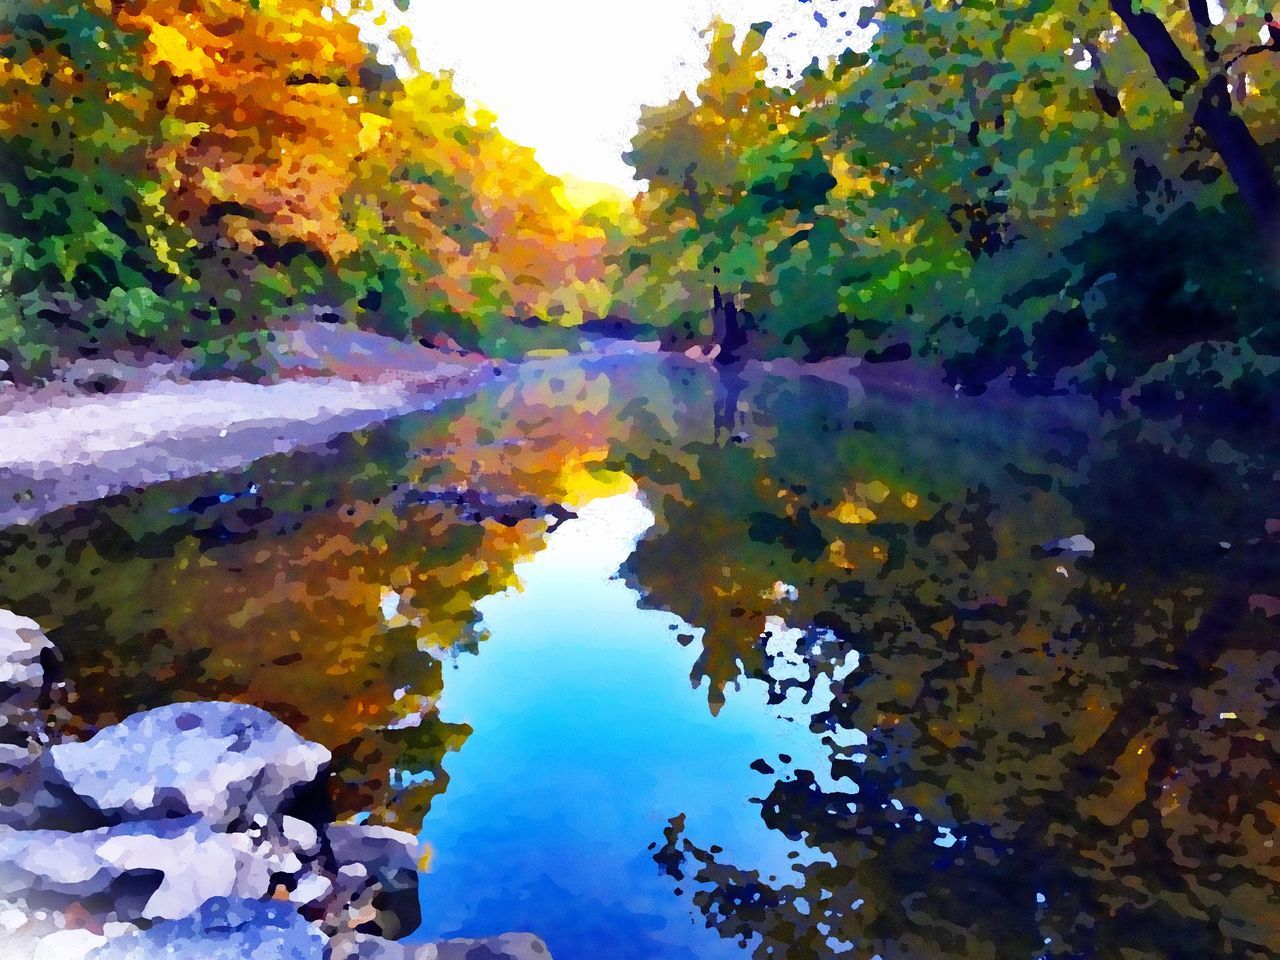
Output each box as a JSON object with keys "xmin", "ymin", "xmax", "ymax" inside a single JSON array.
[{"xmin": 0, "ymin": 609, "xmax": 549, "ymax": 960}]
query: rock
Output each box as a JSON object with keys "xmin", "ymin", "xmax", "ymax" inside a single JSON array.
[
  {"xmin": 0, "ymin": 749, "xmax": 120, "ymax": 832},
  {"xmin": 426, "ymin": 934, "xmax": 553, "ymax": 960},
  {"xmin": 86, "ymin": 897, "xmax": 326, "ymax": 960},
  {"xmin": 1040, "ymin": 534, "xmax": 1095, "ymax": 557},
  {"xmin": 322, "ymin": 824, "xmax": 422, "ymax": 939},
  {"xmin": 325, "ymin": 931, "xmax": 412, "ymax": 959},
  {"xmin": 283, "ymin": 815, "xmax": 321, "ymax": 857},
  {"xmin": 289, "ymin": 872, "xmax": 334, "ymax": 907},
  {"xmin": 0, "ymin": 610, "xmax": 56, "ymax": 691},
  {"xmin": 0, "ymin": 818, "xmax": 272, "ymax": 922},
  {"xmin": 326, "ymin": 825, "xmax": 421, "ymax": 878},
  {"xmin": 326, "ymin": 933, "xmax": 552, "ymax": 960},
  {"xmin": 0, "ymin": 611, "xmax": 80, "ymax": 831},
  {"xmin": 35, "ymin": 928, "xmax": 111, "ymax": 960},
  {"xmin": 49, "ymin": 702, "xmax": 331, "ymax": 827},
  {"xmin": 1, "ymin": 925, "xmax": 110, "ymax": 960},
  {"xmin": 1249, "ymin": 593, "xmax": 1280, "ymax": 618},
  {"xmin": 0, "ymin": 610, "xmax": 61, "ymax": 749}
]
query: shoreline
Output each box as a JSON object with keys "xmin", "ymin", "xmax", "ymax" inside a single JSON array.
[
  {"xmin": 0, "ymin": 324, "xmax": 501, "ymax": 528},
  {"xmin": 0, "ymin": 322, "xmax": 1074, "ymax": 530}
]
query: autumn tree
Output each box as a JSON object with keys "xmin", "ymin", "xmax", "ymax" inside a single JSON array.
[{"xmin": 1, "ymin": 0, "xmax": 617, "ymax": 376}]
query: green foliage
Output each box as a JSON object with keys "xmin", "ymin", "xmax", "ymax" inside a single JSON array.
[
  {"xmin": 188, "ymin": 329, "xmax": 279, "ymax": 383},
  {"xmin": 613, "ymin": 2, "xmax": 1280, "ymax": 390},
  {"xmin": 99, "ymin": 286, "xmax": 168, "ymax": 341}
]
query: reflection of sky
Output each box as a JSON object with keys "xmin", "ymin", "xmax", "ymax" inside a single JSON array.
[{"xmin": 414, "ymin": 492, "xmax": 831, "ymax": 960}]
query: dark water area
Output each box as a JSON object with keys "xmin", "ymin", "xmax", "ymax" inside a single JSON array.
[{"xmin": 2, "ymin": 352, "xmax": 1279, "ymax": 959}]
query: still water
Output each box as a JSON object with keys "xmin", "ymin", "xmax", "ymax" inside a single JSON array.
[
  {"xmin": 1, "ymin": 351, "xmax": 1277, "ymax": 960},
  {"xmin": 417, "ymin": 492, "xmax": 827, "ymax": 959}
]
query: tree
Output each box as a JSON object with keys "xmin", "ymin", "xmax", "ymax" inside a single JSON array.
[
  {"xmin": 2, "ymin": 0, "xmax": 617, "ymax": 376},
  {"xmin": 614, "ymin": 1, "xmax": 1280, "ymax": 384},
  {"xmin": 1109, "ymin": 0, "xmax": 1280, "ymax": 250}
]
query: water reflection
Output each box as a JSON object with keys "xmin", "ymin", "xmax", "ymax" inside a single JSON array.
[
  {"xmin": 0, "ymin": 352, "xmax": 1276, "ymax": 958},
  {"xmin": 617, "ymin": 367, "xmax": 1280, "ymax": 960},
  {"xmin": 415, "ymin": 493, "xmax": 829, "ymax": 960}
]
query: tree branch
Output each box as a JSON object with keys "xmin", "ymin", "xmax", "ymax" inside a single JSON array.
[
  {"xmin": 1111, "ymin": 1, "xmax": 1280, "ymax": 242},
  {"xmin": 1109, "ymin": 0, "xmax": 1200, "ymax": 100},
  {"xmin": 1192, "ymin": 73, "xmax": 1280, "ymax": 230},
  {"xmin": 1187, "ymin": 0, "xmax": 1220, "ymax": 63},
  {"xmin": 1224, "ymin": 42, "xmax": 1275, "ymax": 69},
  {"xmin": 1083, "ymin": 41, "xmax": 1124, "ymax": 117}
]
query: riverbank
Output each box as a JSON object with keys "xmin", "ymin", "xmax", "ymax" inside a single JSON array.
[
  {"xmin": 0, "ymin": 608, "xmax": 551, "ymax": 960},
  {"xmin": 0, "ymin": 316, "xmax": 1122, "ymax": 531},
  {"xmin": 0, "ymin": 323, "xmax": 502, "ymax": 527}
]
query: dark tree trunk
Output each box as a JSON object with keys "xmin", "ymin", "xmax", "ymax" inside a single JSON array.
[
  {"xmin": 1192, "ymin": 73, "xmax": 1280, "ymax": 240},
  {"xmin": 711, "ymin": 285, "xmax": 747, "ymax": 366},
  {"xmin": 1083, "ymin": 41, "xmax": 1124, "ymax": 118},
  {"xmin": 1109, "ymin": 1, "xmax": 1199, "ymax": 93},
  {"xmin": 1110, "ymin": 1, "xmax": 1280, "ymax": 248}
]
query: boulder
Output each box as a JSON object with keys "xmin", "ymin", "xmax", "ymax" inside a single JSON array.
[
  {"xmin": 86, "ymin": 897, "xmax": 326, "ymax": 960},
  {"xmin": 0, "ymin": 610, "xmax": 61, "ymax": 749},
  {"xmin": 0, "ymin": 924, "xmax": 110, "ymax": 960},
  {"xmin": 428, "ymin": 934, "xmax": 552, "ymax": 960},
  {"xmin": 0, "ymin": 610, "xmax": 56, "ymax": 693},
  {"xmin": 283, "ymin": 815, "xmax": 321, "ymax": 857},
  {"xmin": 0, "ymin": 818, "xmax": 272, "ymax": 921},
  {"xmin": 326, "ymin": 933, "xmax": 552, "ymax": 960},
  {"xmin": 49, "ymin": 701, "xmax": 330, "ymax": 827},
  {"xmin": 326, "ymin": 825, "xmax": 421, "ymax": 878},
  {"xmin": 0, "ymin": 748, "xmax": 107, "ymax": 831},
  {"xmin": 325, "ymin": 931, "xmax": 411, "ymax": 959},
  {"xmin": 1040, "ymin": 533, "xmax": 1095, "ymax": 557},
  {"xmin": 322, "ymin": 824, "xmax": 422, "ymax": 939}
]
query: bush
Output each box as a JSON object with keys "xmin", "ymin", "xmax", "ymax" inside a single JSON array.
[{"xmin": 188, "ymin": 330, "xmax": 280, "ymax": 383}]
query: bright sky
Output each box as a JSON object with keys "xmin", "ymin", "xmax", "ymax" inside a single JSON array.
[{"xmin": 398, "ymin": 0, "xmax": 870, "ymax": 193}]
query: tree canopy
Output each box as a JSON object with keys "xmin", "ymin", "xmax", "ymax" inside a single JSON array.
[
  {"xmin": 612, "ymin": 3, "xmax": 1280, "ymax": 392},
  {"xmin": 0, "ymin": 0, "xmax": 619, "ymax": 375},
  {"xmin": 4, "ymin": 0, "xmax": 1279, "ymax": 393}
]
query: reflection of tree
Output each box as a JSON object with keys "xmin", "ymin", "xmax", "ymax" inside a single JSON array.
[
  {"xmin": 712, "ymin": 362, "xmax": 748, "ymax": 444},
  {"xmin": 0, "ymin": 370, "xmax": 660, "ymax": 823},
  {"xmin": 3, "ymin": 354, "xmax": 1277, "ymax": 954},
  {"xmin": 622, "ymin": 370, "xmax": 1280, "ymax": 959},
  {"xmin": 0, "ymin": 425, "xmax": 544, "ymax": 822},
  {"xmin": 0, "ymin": 357, "xmax": 737, "ymax": 823}
]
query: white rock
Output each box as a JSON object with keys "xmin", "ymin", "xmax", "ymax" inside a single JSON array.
[
  {"xmin": 289, "ymin": 871, "xmax": 333, "ymax": 906},
  {"xmin": 49, "ymin": 702, "xmax": 330, "ymax": 826},
  {"xmin": 0, "ymin": 819, "xmax": 270, "ymax": 921},
  {"xmin": 0, "ymin": 610, "xmax": 53, "ymax": 688},
  {"xmin": 1042, "ymin": 534, "xmax": 1095, "ymax": 556},
  {"xmin": 33, "ymin": 928, "xmax": 108, "ymax": 960},
  {"xmin": 281, "ymin": 816, "xmax": 319, "ymax": 856}
]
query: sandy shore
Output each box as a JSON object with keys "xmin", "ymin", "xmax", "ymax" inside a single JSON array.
[{"xmin": 0, "ymin": 324, "xmax": 498, "ymax": 527}]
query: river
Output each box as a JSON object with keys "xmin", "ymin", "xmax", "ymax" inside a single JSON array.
[{"xmin": 1, "ymin": 350, "xmax": 1277, "ymax": 959}]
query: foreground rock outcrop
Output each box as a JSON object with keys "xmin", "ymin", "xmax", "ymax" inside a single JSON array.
[
  {"xmin": 49, "ymin": 701, "xmax": 331, "ymax": 827},
  {"xmin": 87, "ymin": 897, "xmax": 328, "ymax": 959},
  {"xmin": 0, "ymin": 611, "xmax": 551, "ymax": 959},
  {"xmin": 328, "ymin": 931, "xmax": 552, "ymax": 960},
  {"xmin": 0, "ymin": 610, "xmax": 62, "ymax": 759}
]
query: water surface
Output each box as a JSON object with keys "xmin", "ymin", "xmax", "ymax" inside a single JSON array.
[{"xmin": 3, "ymin": 351, "xmax": 1277, "ymax": 959}]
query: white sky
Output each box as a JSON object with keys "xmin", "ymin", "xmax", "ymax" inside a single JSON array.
[{"xmin": 398, "ymin": 0, "xmax": 870, "ymax": 192}]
